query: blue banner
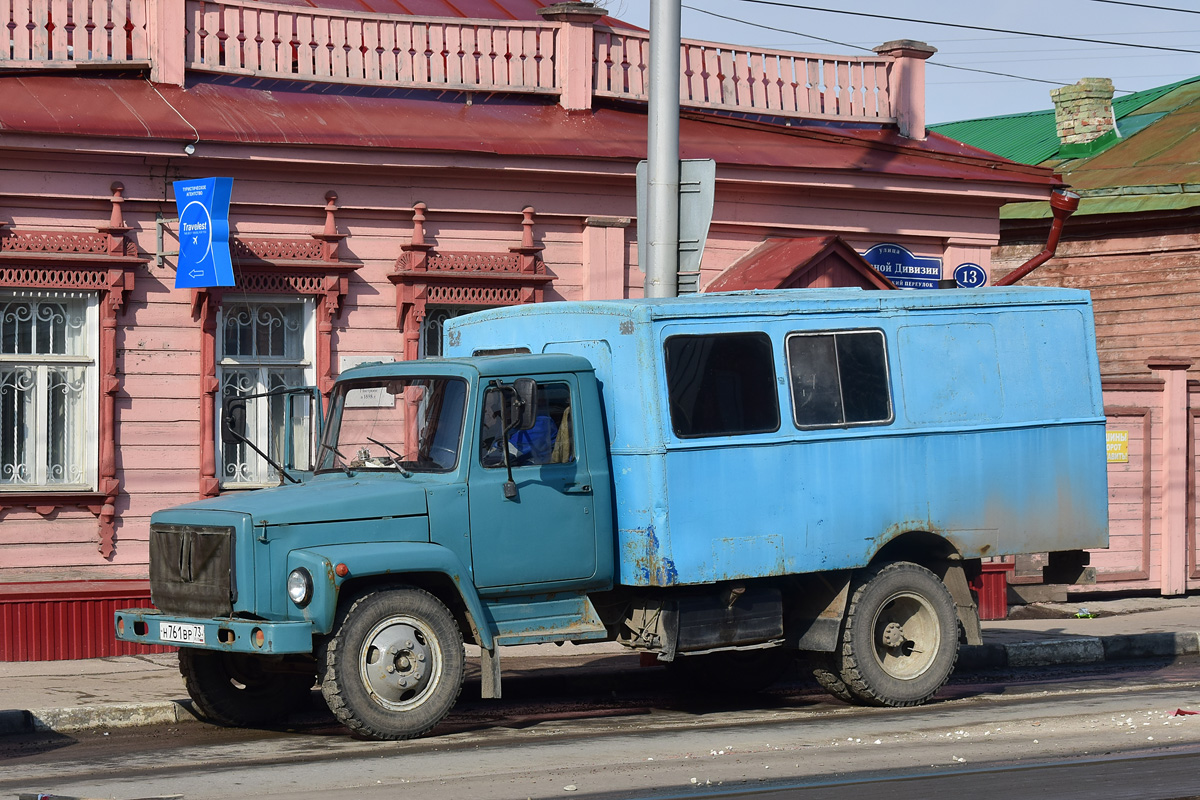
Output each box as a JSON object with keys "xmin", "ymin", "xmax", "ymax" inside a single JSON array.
[
  {"xmin": 174, "ymin": 178, "xmax": 234, "ymax": 289},
  {"xmin": 860, "ymin": 243, "xmax": 943, "ymax": 290}
]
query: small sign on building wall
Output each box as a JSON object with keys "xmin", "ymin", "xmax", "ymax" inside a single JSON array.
[
  {"xmin": 340, "ymin": 355, "xmax": 396, "ymax": 408},
  {"xmin": 1106, "ymin": 430, "xmax": 1129, "ymax": 463},
  {"xmin": 174, "ymin": 178, "xmax": 235, "ymax": 289},
  {"xmin": 860, "ymin": 243, "xmax": 942, "ymax": 289}
]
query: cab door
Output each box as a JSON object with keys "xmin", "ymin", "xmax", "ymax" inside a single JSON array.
[{"xmin": 467, "ymin": 375, "xmax": 597, "ymax": 590}]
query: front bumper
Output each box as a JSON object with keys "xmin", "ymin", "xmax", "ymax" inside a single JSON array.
[{"xmin": 115, "ymin": 609, "xmax": 316, "ymax": 654}]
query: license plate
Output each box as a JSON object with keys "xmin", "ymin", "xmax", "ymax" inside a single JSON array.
[{"xmin": 159, "ymin": 621, "xmax": 206, "ymax": 645}]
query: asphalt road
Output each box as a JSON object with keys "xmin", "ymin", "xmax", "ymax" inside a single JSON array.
[{"xmin": 7, "ymin": 655, "xmax": 1200, "ymax": 800}]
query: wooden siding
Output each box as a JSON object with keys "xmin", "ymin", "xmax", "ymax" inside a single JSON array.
[{"xmin": 993, "ymin": 227, "xmax": 1200, "ymax": 380}]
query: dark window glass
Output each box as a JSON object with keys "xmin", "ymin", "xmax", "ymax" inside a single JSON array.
[
  {"xmin": 480, "ymin": 381, "xmax": 575, "ymax": 467},
  {"xmin": 787, "ymin": 331, "xmax": 891, "ymax": 428},
  {"xmin": 664, "ymin": 333, "xmax": 779, "ymax": 438},
  {"xmin": 473, "ymin": 347, "xmax": 531, "ymax": 356},
  {"xmin": 788, "ymin": 334, "xmax": 843, "ymax": 427}
]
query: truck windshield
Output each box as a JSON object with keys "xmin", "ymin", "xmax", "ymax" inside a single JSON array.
[{"xmin": 317, "ymin": 377, "xmax": 467, "ymax": 474}]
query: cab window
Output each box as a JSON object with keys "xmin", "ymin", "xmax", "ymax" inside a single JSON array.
[{"xmin": 480, "ymin": 381, "xmax": 575, "ymax": 467}]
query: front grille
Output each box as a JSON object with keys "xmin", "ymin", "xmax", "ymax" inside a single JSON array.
[{"xmin": 149, "ymin": 524, "xmax": 236, "ymax": 617}]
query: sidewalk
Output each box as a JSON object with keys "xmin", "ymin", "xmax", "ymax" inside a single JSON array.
[{"xmin": 3, "ymin": 595, "xmax": 1200, "ymax": 737}]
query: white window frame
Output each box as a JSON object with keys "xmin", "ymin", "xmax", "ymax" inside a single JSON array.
[
  {"xmin": 0, "ymin": 290, "xmax": 99, "ymax": 491},
  {"xmin": 216, "ymin": 296, "xmax": 316, "ymax": 488}
]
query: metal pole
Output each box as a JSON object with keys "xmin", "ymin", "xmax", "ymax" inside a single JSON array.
[{"xmin": 645, "ymin": 0, "xmax": 680, "ymax": 298}]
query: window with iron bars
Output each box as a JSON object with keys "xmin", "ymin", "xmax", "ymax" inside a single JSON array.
[
  {"xmin": 420, "ymin": 305, "xmax": 493, "ymax": 359},
  {"xmin": 0, "ymin": 291, "xmax": 99, "ymax": 490},
  {"xmin": 217, "ymin": 298, "xmax": 315, "ymax": 487}
]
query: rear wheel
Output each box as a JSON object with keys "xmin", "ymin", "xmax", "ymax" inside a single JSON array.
[
  {"xmin": 179, "ymin": 649, "xmax": 315, "ymax": 727},
  {"xmin": 809, "ymin": 653, "xmax": 858, "ymax": 704},
  {"xmin": 319, "ymin": 588, "xmax": 464, "ymax": 740},
  {"xmin": 830, "ymin": 562, "xmax": 959, "ymax": 707}
]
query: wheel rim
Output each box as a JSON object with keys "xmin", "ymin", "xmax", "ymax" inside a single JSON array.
[
  {"xmin": 870, "ymin": 590, "xmax": 941, "ymax": 681},
  {"xmin": 359, "ymin": 614, "xmax": 444, "ymax": 711},
  {"xmin": 220, "ymin": 653, "xmax": 269, "ymax": 691}
]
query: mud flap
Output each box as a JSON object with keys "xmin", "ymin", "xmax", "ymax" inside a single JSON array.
[
  {"xmin": 481, "ymin": 646, "xmax": 501, "ymax": 699},
  {"xmin": 937, "ymin": 561, "xmax": 983, "ymax": 646}
]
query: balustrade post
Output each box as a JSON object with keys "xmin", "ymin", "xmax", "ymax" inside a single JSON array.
[
  {"xmin": 873, "ymin": 40, "xmax": 936, "ymax": 140},
  {"xmin": 149, "ymin": 0, "xmax": 187, "ymax": 86},
  {"xmin": 537, "ymin": 2, "xmax": 608, "ymax": 111}
]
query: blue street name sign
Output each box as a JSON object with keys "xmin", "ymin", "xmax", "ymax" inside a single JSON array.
[
  {"xmin": 860, "ymin": 243, "xmax": 943, "ymax": 290},
  {"xmin": 174, "ymin": 178, "xmax": 234, "ymax": 289},
  {"xmin": 954, "ymin": 262, "xmax": 988, "ymax": 288}
]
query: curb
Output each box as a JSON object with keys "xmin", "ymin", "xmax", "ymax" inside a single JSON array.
[
  {"xmin": 0, "ymin": 700, "xmax": 197, "ymax": 736},
  {"xmin": 958, "ymin": 630, "xmax": 1200, "ymax": 671},
  {"xmin": 3, "ymin": 632, "xmax": 1199, "ymax": 736}
]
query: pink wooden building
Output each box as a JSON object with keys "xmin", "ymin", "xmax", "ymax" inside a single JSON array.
[{"xmin": 0, "ymin": 0, "xmax": 1063, "ymax": 659}]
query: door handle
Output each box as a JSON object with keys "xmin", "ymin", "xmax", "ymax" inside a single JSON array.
[{"xmin": 562, "ymin": 483, "xmax": 592, "ymax": 494}]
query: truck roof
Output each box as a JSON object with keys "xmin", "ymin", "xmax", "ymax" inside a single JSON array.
[
  {"xmin": 445, "ymin": 287, "xmax": 1091, "ymax": 328},
  {"xmin": 337, "ymin": 353, "xmax": 593, "ymax": 382}
]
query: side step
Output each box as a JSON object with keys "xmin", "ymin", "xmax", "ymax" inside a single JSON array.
[
  {"xmin": 489, "ymin": 593, "xmax": 608, "ymax": 646},
  {"xmin": 479, "ymin": 594, "xmax": 609, "ymax": 700}
]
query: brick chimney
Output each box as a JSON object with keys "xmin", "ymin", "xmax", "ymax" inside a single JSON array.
[{"xmin": 1050, "ymin": 78, "xmax": 1116, "ymax": 145}]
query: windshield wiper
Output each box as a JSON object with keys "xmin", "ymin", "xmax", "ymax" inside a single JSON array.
[
  {"xmin": 318, "ymin": 441, "xmax": 352, "ymax": 476},
  {"xmin": 225, "ymin": 426, "xmax": 301, "ymax": 485},
  {"xmin": 366, "ymin": 437, "xmax": 412, "ymax": 477}
]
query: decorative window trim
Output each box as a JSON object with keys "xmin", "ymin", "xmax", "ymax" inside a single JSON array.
[
  {"xmin": 0, "ymin": 182, "xmax": 141, "ymax": 558},
  {"xmin": 389, "ymin": 204, "xmax": 553, "ymax": 362},
  {"xmin": 216, "ymin": 295, "xmax": 317, "ymax": 489},
  {"xmin": 191, "ymin": 191, "xmax": 356, "ymax": 498}
]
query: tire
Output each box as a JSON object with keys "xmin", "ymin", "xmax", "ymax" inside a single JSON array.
[
  {"xmin": 319, "ymin": 588, "xmax": 465, "ymax": 740},
  {"xmin": 809, "ymin": 653, "xmax": 859, "ymax": 704},
  {"xmin": 667, "ymin": 648, "xmax": 793, "ymax": 695},
  {"xmin": 833, "ymin": 562, "xmax": 959, "ymax": 707},
  {"xmin": 179, "ymin": 648, "xmax": 315, "ymax": 727}
]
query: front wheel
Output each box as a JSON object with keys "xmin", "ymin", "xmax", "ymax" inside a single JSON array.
[
  {"xmin": 319, "ymin": 588, "xmax": 465, "ymax": 740},
  {"xmin": 832, "ymin": 561, "xmax": 959, "ymax": 707},
  {"xmin": 179, "ymin": 649, "xmax": 315, "ymax": 727}
]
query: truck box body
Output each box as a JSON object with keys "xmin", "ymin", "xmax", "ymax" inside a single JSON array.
[{"xmin": 445, "ymin": 288, "xmax": 1110, "ymax": 588}]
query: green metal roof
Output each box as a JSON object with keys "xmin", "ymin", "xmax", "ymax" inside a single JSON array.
[
  {"xmin": 930, "ymin": 108, "xmax": 1060, "ymax": 165},
  {"xmin": 932, "ymin": 76, "xmax": 1200, "ymax": 219},
  {"xmin": 929, "ymin": 76, "xmax": 1200, "ymax": 166}
]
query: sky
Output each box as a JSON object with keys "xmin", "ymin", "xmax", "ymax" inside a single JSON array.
[{"xmin": 606, "ymin": 0, "xmax": 1200, "ymax": 124}]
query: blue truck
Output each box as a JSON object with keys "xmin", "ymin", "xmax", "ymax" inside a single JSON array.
[{"xmin": 116, "ymin": 287, "xmax": 1109, "ymax": 740}]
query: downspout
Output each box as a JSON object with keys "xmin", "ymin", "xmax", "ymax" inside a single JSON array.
[{"xmin": 995, "ymin": 189, "xmax": 1080, "ymax": 286}]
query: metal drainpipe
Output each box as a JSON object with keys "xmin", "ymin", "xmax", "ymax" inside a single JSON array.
[
  {"xmin": 644, "ymin": 0, "xmax": 681, "ymax": 298},
  {"xmin": 994, "ymin": 189, "xmax": 1081, "ymax": 286}
]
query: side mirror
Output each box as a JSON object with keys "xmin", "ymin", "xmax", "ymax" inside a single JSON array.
[
  {"xmin": 512, "ymin": 377, "xmax": 538, "ymax": 431},
  {"xmin": 221, "ymin": 397, "xmax": 248, "ymax": 445}
]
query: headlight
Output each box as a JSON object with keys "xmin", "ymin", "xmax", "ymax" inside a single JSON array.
[{"xmin": 287, "ymin": 568, "xmax": 313, "ymax": 607}]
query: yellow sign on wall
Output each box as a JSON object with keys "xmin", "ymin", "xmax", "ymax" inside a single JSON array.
[{"xmin": 1106, "ymin": 430, "xmax": 1129, "ymax": 463}]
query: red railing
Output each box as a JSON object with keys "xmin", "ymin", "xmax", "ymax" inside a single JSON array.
[
  {"xmin": 1, "ymin": 0, "xmax": 151, "ymax": 65},
  {"xmin": 594, "ymin": 30, "xmax": 895, "ymax": 123},
  {"xmin": 186, "ymin": 0, "xmax": 557, "ymax": 93}
]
